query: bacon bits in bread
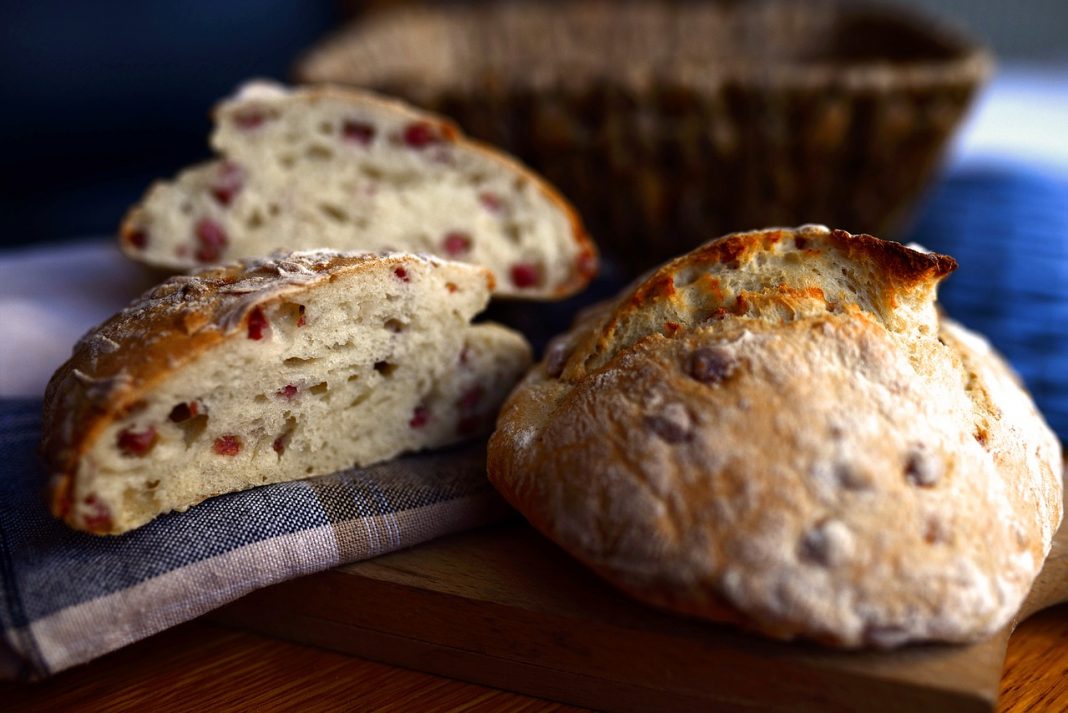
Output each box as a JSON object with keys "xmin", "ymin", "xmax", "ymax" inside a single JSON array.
[
  {"xmin": 119, "ymin": 82, "xmax": 596, "ymax": 299},
  {"xmin": 44, "ymin": 250, "xmax": 532, "ymax": 535},
  {"xmin": 488, "ymin": 225, "xmax": 1062, "ymax": 647}
]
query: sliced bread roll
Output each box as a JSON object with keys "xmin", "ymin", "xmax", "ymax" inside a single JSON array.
[
  {"xmin": 488, "ymin": 225, "xmax": 1063, "ymax": 647},
  {"xmin": 43, "ymin": 250, "xmax": 532, "ymax": 535},
  {"xmin": 119, "ymin": 81, "xmax": 596, "ymax": 299}
]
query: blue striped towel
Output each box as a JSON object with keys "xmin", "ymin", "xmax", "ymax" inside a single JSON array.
[{"xmin": 0, "ymin": 398, "xmax": 507, "ymax": 680}]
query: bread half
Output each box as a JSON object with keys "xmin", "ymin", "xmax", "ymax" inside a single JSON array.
[
  {"xmin": 119, "ymin": 81, "xmax": 596, "ymax": 300},
  {"xmin": 44, "ymin": 250, "xmax": 532, "ymax": 534},
  {"xmin": 488, "ymin": 225, "xmax": 1062, "ymax": 647}
]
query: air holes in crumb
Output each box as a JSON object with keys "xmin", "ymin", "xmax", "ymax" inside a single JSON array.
[
  {"xmin": 254, "ymin": 394, "xmax": 268, "ymax": 404},
  {"xmin": 168, "ymin": 402, "xmax": 198, "ymax": 422},
  {"xmin": 146, "ymin": 479, "xmax": 160, "ymax": 489},
  {"xmin": 247, "ymin": 211, "xmax": 265, "ymax": 230},
  {"xmin": 317, "ymin": 121, "xmax": 333, "ymax": 135},
  {"xmin": 673, "ymin": 267, "xmax": 702, "ymax": 288},
  {"xmin": 346, "ymin": 374, "xmax": 360, "ymax": 383},
  {"xmin": 384, "ymin": 318, "xmax": 405, "ymax": 333},
  {"xmin": 306, "ymin": 145, "xmax": 333, "ymax": 161},
  {"xmin": 279, "ymin": 302, "xmax": 306, "ymax": 327},
  {"xmin": 268, "ymin": 203, "xmax": 280, "ymax": 217},
  {"xmin": 278, "ymin": 155, "xmax": 296, "ymax": 169},
  {"xmin": 176, "ymin": 414, "xmax": 209, "ymax": 447},
  {"xmin": 374, "ymin": 361, "xmax": 398, "ymax": 377},
  {"xmin": 284, "ymin": 356, "xmax": 317, "ymax": 367},
  {"xmin": 309, "ymin": 382, "xmax": 329, "ymax": 395},
  {"xmin": 273, "ymin": 416, "xmax": 296, "ymax": 456},
  {"xmin": 319, "ymin": 204, "xmax": 348, "ymax": 223},
  {"xmin": 350, "ymin": 391, "xmax": 370, "ymax": 408}
]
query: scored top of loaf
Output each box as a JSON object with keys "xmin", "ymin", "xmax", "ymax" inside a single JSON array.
[
  {"xmin": 488, "ymin": 225, "xmax": 1062, "ymax": 647},
  {"xmin": 559, "ymin": 224, "xmax": 957, "ymax": 379}
]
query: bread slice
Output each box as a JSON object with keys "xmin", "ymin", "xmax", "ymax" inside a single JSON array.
[
  {"xmin": 43, "ymin": 250, "xmax": 532, "ymax": 535},
  {"xmin": 488, "ymin": 225, "xmax": 1063, "ymax": 647},
  {"xmin": 119, "ymin": 81, "xmax": 596, "ymax": 299}
]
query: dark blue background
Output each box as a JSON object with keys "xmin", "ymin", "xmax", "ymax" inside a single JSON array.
[
  {"xmin": 0, "ymin": 0, "xmax": 338, "ymax": 246},
  {"xmin": 908, "ymin": 164, "xmax": 1068, "ymax": 439}
]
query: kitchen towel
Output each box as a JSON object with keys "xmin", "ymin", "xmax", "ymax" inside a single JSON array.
[
  {"xmin": 0, "ymin": 399, "xmax": 508, "ymax": 680},
  {"xmin": 0, "ymin": 242, "xmax": 512, "ymax": 680}
]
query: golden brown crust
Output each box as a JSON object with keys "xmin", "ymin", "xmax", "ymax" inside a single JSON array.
[
  {"xmin": 42, "ymin": 250, "xmax": 491, "ymax": 531},
  {"xmin": 488, "ymin": 226, "xmax": 1062, "ymax": 647},
  {"xmin": 561, "ymin": 225, "xmax": 956, "ymax": 381}
]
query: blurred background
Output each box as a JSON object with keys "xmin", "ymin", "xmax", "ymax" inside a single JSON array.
[
  {"xmin": 2, "ymin": 0, "xmax": 1067, "ymax": 434},
  {"xmin": 1, "ymin": 0, "xmax": 1065, "ymax": 247}
]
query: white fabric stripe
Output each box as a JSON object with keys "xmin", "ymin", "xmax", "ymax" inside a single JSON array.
[
  {"xmin": 28, "ymin": 523, "xmax": 340, "ymax": 674},
  {"xmin": 331, "ymin": 492, "xmax": 509, "ymax": 563},
  {"xmin": 21, "ymin": 491, "xmax": 508, "ymax": 676}
]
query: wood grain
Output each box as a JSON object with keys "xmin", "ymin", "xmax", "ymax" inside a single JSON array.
[
  {"xmin": 1, "ymin": 608, "xmax": 1065, "ymax": 711},
  {"xmin": 0, "ymin": 620, "xmax": 583, "ymax": 713},
  {"xmin": 998, "ymin": 608, "xmax": 1068, "ymax": 712},
  {"xmin": 205, "ymin": 513, "xmax": 1068, "ymax": 713}
]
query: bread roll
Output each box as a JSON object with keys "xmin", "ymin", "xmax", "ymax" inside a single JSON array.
[{"xmin": 489, "ymin": 225, "xmax": 1062, "ymax": 647}]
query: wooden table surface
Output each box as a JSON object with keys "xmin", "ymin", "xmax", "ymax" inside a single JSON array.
[{"xmin": 3, "ymin": 604, "xmax": 1066, "ymax": 712}]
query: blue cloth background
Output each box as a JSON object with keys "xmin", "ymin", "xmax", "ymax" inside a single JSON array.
[{"xmin": 909, "ymin": 164, "xmax": 1068, "ymax": 439}]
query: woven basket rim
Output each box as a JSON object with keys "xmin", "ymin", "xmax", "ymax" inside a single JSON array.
[{"xmin": 296, "ymin": 0, "xmax": 993, "ymax": 93}]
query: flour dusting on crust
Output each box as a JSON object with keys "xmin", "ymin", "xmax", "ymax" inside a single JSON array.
[{"xmin": 488, "ymin": 226, "xmax": 1062, "ymax": 648}]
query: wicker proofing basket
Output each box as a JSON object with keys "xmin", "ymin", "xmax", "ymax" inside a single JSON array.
[{"xmin": 297, "ymin": 0, "xmax": 991, "ymax": 275}]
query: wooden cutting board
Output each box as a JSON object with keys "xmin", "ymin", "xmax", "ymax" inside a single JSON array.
[{"xmin": 213, "ymin": 482, "xmax": 1067, "ymax": 713}]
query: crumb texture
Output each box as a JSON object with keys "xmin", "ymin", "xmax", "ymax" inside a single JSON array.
[
  {"xmin": 120, "ymin": 82, "xmax": 595, "ymax": 299},
  {"xmin": 44, "ymin": 250, "xmax": 532, "ymax": 534},
  {"xmin": 488, "ymin": 225, "xmax": 1062, "ymax": 648}
]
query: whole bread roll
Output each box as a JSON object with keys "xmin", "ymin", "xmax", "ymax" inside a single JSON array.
[{"xmin": 488, "ymin": 225, "xmax": 1062, "ymax": 647}]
